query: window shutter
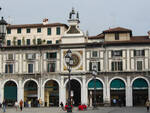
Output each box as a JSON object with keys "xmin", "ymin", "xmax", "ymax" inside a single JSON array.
[
  {"xmin": 89, "ymin": 62, "xmax": 92, "ymax": 71},
  {"xmin": 134, "ymin": 50, "xmax": 136, "ymax": 56},
  {"xmin": 142, "ymin": 50, "xmax": 145, "ymax": 56},
  {"xmin": 98, "ymin": 62, "xmax": 100, "ymax": 71},
  {"xmin": 5, "ymin": 65, "xmax": 8, "ymax": 73}
]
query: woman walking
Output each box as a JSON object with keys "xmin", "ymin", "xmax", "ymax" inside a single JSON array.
[
  {"xmin": 19, "ymin": 99, "xmax": 23, "ymax": 111},
  {"xmin": 145, "ymin": 99, "xmax": 150, "ymax": 112},
  {"xmin": 2, "ymin": 99, "xmax": 6, "ymax": 113}
]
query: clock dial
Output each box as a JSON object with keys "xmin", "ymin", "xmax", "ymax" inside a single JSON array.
[{"xmin": 71, "ymin": 54, "xmax": 80, "ymax": 68}]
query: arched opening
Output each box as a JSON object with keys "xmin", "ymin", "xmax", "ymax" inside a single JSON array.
[
  {"xmin": 88, "ymin": 79, "xmax": 103, "ymax": 106},
  {"xmin": 66, "ymin": 79, "xmax": 81, "ymax": 106},
  {"xmin": 110, "ymin": 79, "xmax": 125, "ymax": 106},
  {"xmin": 132, "ymin": 78, "xmax": 148, "ymax": 106},
  {"xmin": 24, "ymin": 80, "xmax": 38, "ymax": 107},
  {"xmin": 4, "ymin": 81, "xmax": 17, "ymax": 106},
  {"xmin": 44, "ymin": 80, "xmax": 59, "ymax": 107}
]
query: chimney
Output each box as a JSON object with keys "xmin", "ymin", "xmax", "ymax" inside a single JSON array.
[
  {"xmin": 43, "ymin": 18, "xmax": 48, "ymax": 25},
  {"xmin": 148, "ymin": 31, "xmax": 150, "ymax": 39}
]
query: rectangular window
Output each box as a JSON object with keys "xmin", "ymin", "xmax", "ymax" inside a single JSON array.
[
  {"xmin": 47, "ymin": 28, "xmax": 51, "ymax": 35},
  {"xmin": 26, "ymin": 28, "xmax": 31, "ymax": 33},
  {"xmin": 7, "ymin": 40, "xmax": 11, "ymax": 46},
  {"xmin": 56, "ymin": 27, "xmax": 61, "ymax": 35},
  {"xmin": 46, "ymin": 52, "xmax": 57, "ymax": 59},
  {"xmin": 56, "ymin": 40, "xmax": 59, "ymax": 44},
  {"xmin": 111, "ymin": 61, "xmax": 123, "ymax": 71},
  {"xmin": 112, "ymin": 50, "xmax": 122, "ymax": 57},
  {"xmin": 17, "ymin": 40, "xmax": 21, "ymax": 46},
  {"xmin": 89, "ymin": 62, "xmax": 100, "ymax": 71},
  {"xmin": 92, "ymin": 51, "xmax": 98, "ymax": 58},
  {"xmin": 47, "ymin": 62, "xmax": 56, "ymax": 72},
  {"xmin": 5, "ymin": 64, "xmax": 13, "ymax": 73},
  {"xmin": 26, "ymin": 53, "xmax": 36, "ymax": 60},
  {"xmin": 37, "ymin": 38, "xmax": 42, "ymax": 45},
  {"xmin": 7, "ymin": 28, "xmax": 11, "ymax": 34},
  {"xmin": 7, "ymin": 54, "xmax": 14, "ymax": 60},
  {"xmin": 137, "ymin": 61, "xmax": 143, "ymax": 70},
  {"xmin": 37, "ymin": 28, "xmax": 41, "ymax": 33},
  {"xmin": 26, "ymin": 39, "xmax": 30, "ymax": 45},
  {"xmin": 28, "ymin": 64, "xmax": 33, "ymax": 73},
  {"xmin": 47, "ymin": 40, "xmax": 52, "ymax": 44},
  {"xmin": 115, "ymin": 33, "xmax": 119, "ymax": 40},
  {"xmin": 17, "ymin": 28, "xmax": 21, "ymax": 34},
  {"xmin": 134, "ymin": 50, "xmax": 145, "ymax": 56}
]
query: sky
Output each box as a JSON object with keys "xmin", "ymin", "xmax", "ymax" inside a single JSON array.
[{"xmin": 0, "ymin": 0, "xmax": 150, "ymax": 36}]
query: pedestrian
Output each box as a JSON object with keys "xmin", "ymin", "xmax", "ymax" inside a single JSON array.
[
  {"xmin": 113, "ymin": 98, "xmax": 117, "ymax": 106},
  {"xmin": 145, "ymin": 99, "xmax": 150, "ymax": 112},
  {"xmin": 2, "ymin": 99, "xmax": 6, "ymax": 113},
  {"xmin": 19, "ymin": 99, "xmax": 23, "ymax": 111},
  {"xmin": 15, "ymin": 101, "xmax": 19, "ymax": 111},
  {"xmin": 60, "ymin": 102, "xmax": 64, "ymax": 111}
]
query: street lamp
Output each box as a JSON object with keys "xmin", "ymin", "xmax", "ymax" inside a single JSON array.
[
  {"xmin": 0, "ymin": 17, "xmax": 7, "ymax": 46},
  {"xmin": 92, "ymin": 65, "xmax": 97, "ymax": 109},
  {"xmin": 65, "ymin": 49, "xmax": 73, "ymax": 113}
]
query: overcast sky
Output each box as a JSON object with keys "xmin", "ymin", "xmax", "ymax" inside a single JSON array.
[{"xmin": 0, "ymin": 0, "xmax": 150, "ymax": 36}]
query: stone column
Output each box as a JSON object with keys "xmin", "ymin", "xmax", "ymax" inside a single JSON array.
[
  {"xmin": 41, "ymin": 85, "xmax": 45, "ymax": 106},
  {"xmin": 0, "ymin": 80, "xmax": 3, "ymax": 103},
  {"xmin": 59, "ymin": 76, "xmax": 66, "ymax": 106},
  {"xmin": 126, "ymin": 76, "xmax": 132, "ymax": 106},
  {"xmin": 81, "ymin": 76, "xmax": 88, "ymax": 105},
  {"xmin": 18, "ymin": 79, "xmax": 24, "ymax": 102},
  {"xmin": 104, "ymin": 76, "xmax": 110, "ymax": 106}
]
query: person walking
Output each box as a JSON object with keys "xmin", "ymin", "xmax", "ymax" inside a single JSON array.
[
  {"xmin": 2, "ymin": 99, "xmax": 6, "ymax": 113},
  {"xmin": 19, "ymin": 99, "xmax": 23, "ymax": 111},
  {"xmin": 145, "ymin": 99, "xmax": 150, "ymax": 112},
  {"xmin": 15, "ymin": 101, "xmax": 19, "ymax": 111},
  {"xmin": 60, "ymin": 102, "xmax": 64, "ymax": 111}
]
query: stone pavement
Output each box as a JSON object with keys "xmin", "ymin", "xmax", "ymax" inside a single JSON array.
[{"xmin": 0, "ymin": 107, "xmax": 148, "ymax": 113}]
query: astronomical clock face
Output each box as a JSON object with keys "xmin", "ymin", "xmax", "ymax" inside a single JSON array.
[{"xmin": 63, "ymin": 50, "xmax": 83, "ymax": 71}]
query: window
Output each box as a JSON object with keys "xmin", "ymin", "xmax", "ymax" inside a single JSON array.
[
  {"xmin": 37, "ymin": 28, "xmax": 41, "ymax": 33},
  {"xmin": 47, "ymin": 40, "xmax": 52, "ymax": 44},
  {"xmin": 26, "ymin": 53, "xmax": 36, "ymax": 60},
  {"xmin": 17, "ymin": 28, "xmax": 21, "ymax": 34},
  {"xmin": 37, "ymin": 38, "xmax": 42, "ymax": 45},
  {"xmin": 111, "ymin": 61, "xmax": 123, "ymax": 71},
  {"xmin": 89, "ymin": 62, "xmax": 100, "ymax": 71},
  {"xmin": 7, "ymin": 28, "xmax": 11, "ymax": 34},
  {"xmin": 115, "ymin": 33, "xmax": 119, "ymax": 40},
  {"xmin": 28, "ymin": 64, "xmax": 33, "ymax": 73},
  {"xmin": 46, "ymin": 52, "xmax": 57, "ymax": 59},
  {"xmin": 134, "ymin": 50, "xmax": 145, "ymax": 56},
  {"xmin": 137, "ymin": 61, "xmax": 143, "ymax": 70},
  {"xmin": 17, "ymin": 40, "xmax": 21, "ymax": 46},
  {"xmin": 7, "ymin": 54, "xmax": 14, "ymax": 60},
  {"xmin": 92, "ymin": 51, "xmax": 98, "ymax": 58},
  {"xmin": 26, "ymin": 39, "xmax": 30, "ymax": 45},
  {"xmin": 5, "ymin": 64, "xmax": 13, "ymax": 73},
  {"xmin": 112, "ymin": 50, "xmax": 122, "ymax": 57},
  {"xmin": 47, "ymin": 28, "xmax": 51, "ymax": 35},
  {"xmin": 7, "ymin": 40, "xmax": 11, "ymax": 46},
  {"xmin": 56, "ymin": 27, "xmax": 60, "ymax": 35},
  {"xmin": 56, "ymin": 40, "xmax": 59, "ymax": 44},
  {"xmin": 26, "ymin": 28, "xmax": 31, "ymax": 33},
  {"xmin": 47, "ymin": 62, "xmax": 56, "ymax": 72}
]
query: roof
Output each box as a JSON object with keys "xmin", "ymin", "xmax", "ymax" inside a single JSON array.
[
  {"xmin": 7, "ymin": 23, "xmax": 68, "ymax": 29},
  {"xmin": 103, "ymin": 27, "xmax": 132, "ymax": 34},
  {"xmin": 88, "ymin": 33, "xmax": 104, "ymax": 39}
]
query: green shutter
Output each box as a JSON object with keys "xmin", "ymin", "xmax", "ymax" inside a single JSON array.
[
  {"xmin": 88, "ymin": 79, "xmax": 103, "ymax": 90},
  {"xmin": 47, "ymin": 28, "xmax": 51, "ymax": 35},
  {"xmin": 56, "ymin": 27, "xmax": 60, "ymax": 35},
  {"xmin": 133, "ymin": 78, "xmax": 148, "ymax": 89},
  {"xmin": 110, "ymin": 79, "xmax": 125, "ymax": 90},
  {"xmin": 4, "ymin": 86, "xmax": 17, "ymax": 100}
]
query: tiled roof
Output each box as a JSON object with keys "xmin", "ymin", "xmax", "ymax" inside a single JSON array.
[
  {"xmin": 88, "ymin": 33, "xmax": 104, "ymax": 39},
  {"xmin": 103, "ymin": 27, "xmax": 132, "ymax": 33},
  {"xmin": 7, "ymin": 23, "xmax": 68, "ymax": 29}
]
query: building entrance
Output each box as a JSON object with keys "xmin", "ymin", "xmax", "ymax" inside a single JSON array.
[
  {"xmin": 24, "ymin": 80, "xmax": 38, "ymax": 107},
  {"xmin": 4, "ymin": 81, "xmax": 17, "ymax": 106},
  {"xmin": 110, "ymin": 79, "xmax": 125, "ymax": 106},
  {"xmin": 132, "ymin": 78, "xmax": 148, "ymax": 106},
  {"xmin": 66, "ymin": 79, "xmax": 81, "ymax": 106},
  {"xmin": 44, "ymin": 80, "xmax": 59, "ymax": 107},
  {"xmin": 88, "ymin": 79, "xmax": 103, "ymax": 106}
]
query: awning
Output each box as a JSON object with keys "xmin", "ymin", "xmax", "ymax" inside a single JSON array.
[
  {"xmin": 27, "ymin": 94, "xmax": 37, "ymax": 98},
  {"xmin": 133, "ymin": 78, "xmax": 148, "ymax": 89},
  {"xmin": 88, "ymin": 79, "xmax": 103, "ymax": 90},
  {"xmin": 110, "ymin": 79, "xmax": 125, "ymax": 90}
]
